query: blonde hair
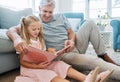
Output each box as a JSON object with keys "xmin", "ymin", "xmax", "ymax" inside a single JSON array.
[{"xmin": 20, "ymin": 15, "xmax": 45, "ymax": 49}]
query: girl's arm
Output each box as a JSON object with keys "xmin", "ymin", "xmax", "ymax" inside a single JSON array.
[{"xmin": 19, "ymin": 53, "xmax": 50, "ymax": 69}]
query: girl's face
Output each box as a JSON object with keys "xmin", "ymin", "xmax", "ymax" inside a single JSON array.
[{"xmin": 27, "ymin": 22, "xmax": 41, "ymax": 40}]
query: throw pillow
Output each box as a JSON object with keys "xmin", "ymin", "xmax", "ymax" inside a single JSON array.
[
  {"xmin": 68, "ymin": 18, "xmax": 81, "ymax": 32},
  {"xmin": 0, "ymin": 6, "xmax": 33, "ymax": 29}
]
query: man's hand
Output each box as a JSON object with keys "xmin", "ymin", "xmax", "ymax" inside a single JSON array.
[
  {"xmin": 64, "ymin": 40, "xmax": 75, "ymax": 52},
  {"xmin": 55, "ymin": 45, "xmax": 70, "ymax": 55},
  {"xmin": 15, "ymin": 42, "xmax": 28, "ymax": 54},
  {"xmin": 48, "ymin": 48, "xmax": 56, "ymax": 55}
]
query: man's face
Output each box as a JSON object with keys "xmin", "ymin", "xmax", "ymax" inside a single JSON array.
[{"xmin": 40, "ymin": 5, "xmax": 54, "ymax": 23}]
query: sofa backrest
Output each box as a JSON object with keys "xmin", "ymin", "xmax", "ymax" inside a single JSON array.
[
  {"xmin": 0, "ymin": 6, "xmax": 33, "ymax": 29},
  {"xmin": 64, "ymin": 12, "xmax": 84, "ymax": 32}
]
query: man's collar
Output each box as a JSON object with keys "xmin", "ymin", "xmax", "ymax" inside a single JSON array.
[{"xmin": 52, "ymin": 16, "xmax": 56, "ymax": 21}]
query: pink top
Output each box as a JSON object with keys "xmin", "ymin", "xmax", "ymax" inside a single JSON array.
[{"xmin": 29, "ymin": 38, "xmax": 46, "ymax": 50}]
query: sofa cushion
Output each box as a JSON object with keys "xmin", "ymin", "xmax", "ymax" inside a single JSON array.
[
  {"xmin": 0, "ymin": 29, "xmax": 15, "ymax": 53},
  {"xmin": 0, "ymin": 6, "xmax": 33, "ymax": 29},
  {"xmin": 68, "ymin": 18, "xmax": 81, "ymax": 32},
  {"xmin": 64, "ymin": 13, "xmax": 84, "ymax": 32}
]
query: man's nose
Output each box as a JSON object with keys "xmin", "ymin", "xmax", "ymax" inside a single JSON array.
[{"xmin": 46, "ymin": 13, "xmax": 50, "ymax": 17}]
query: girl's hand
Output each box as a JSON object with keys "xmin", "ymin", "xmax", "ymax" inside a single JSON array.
[
  {"xmin": 64, "ymin": 40, "xmax": 75, "ymax": 52},
  {"xmin": 38, "ymin": 61, "xmax": 51, "ymax": 69}
]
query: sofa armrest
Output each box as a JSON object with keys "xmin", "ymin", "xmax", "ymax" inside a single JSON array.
[
  {"xmin": 110, "ymin": 19, "xmax": 120, "ymax": 50},
  {"xmin": 0, "ymin": 29, "xmax": 15, "ymax": 53},
  {"xmin": 110, "ymin": 20, "xmax": 120, "ymax": 33},
  {"xmin": 110, "ymin": 20, "xmax": 120, "ymax": 38}
]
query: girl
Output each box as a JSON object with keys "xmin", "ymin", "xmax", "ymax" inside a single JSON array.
[{"xmin": 14, "ymin": 15, "xmax": 113, "ymax": 82}]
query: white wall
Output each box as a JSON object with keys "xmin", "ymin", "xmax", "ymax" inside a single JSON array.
[{"xmin": 55, "ymin": 0, "xmax": 73, "ymax": 13}]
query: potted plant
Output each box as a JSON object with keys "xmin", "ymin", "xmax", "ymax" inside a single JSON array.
[{"xmin": 97, "ymin": 11, "xmax": 111, "ymax": 31}]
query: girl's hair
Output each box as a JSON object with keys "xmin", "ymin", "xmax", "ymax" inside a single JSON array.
[{"xmin": 20, "ymin": 15, "xmax": 45, "ymax": 49}]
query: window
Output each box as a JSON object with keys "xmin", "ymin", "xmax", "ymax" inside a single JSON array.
[
  {"xmin": 72, "ymin": 0, "xmax": 120, "ymax": 18},
  {"xmin": 89, "ymin": 0, "xmax": 107, "ymax": 18},
  {"xmin": 112, "ymin": 0, "xmax": 120, "ymax": 17},
  {"xmin": 34, "ymin": 0, "xmax": 41, "ymax": 13},
  {"xmin": 72, "ymin": 0, "xmax": 86, "ymax": 17},
  {"xmin": 0, "ymin": 0, "xmax": 31, "ymax": 9},
  {"xmin": 1, "ymin": 0, "xmax": 120, "ymax": 18},
  {"xmin": 72, "ymin": 0, "xmax": 85, "ymax": 13}
]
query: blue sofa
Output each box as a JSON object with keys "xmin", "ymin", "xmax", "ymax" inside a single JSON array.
[
  {"xmin": 0, "ymin": 6, "xmax": 33, "ymax": 74},
  {"xmin": 110, "ymin": 19, "xmax": 120, "ymax": 51},
  {"xmin": 0, "ymin": 6, "xmax": 84, "ymax": 74},
  {"xmin": 64, "ymin": 12, "xmax": 84, "ymax": 32}
]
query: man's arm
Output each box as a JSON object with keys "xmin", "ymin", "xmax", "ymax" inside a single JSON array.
[
  {"xmin": 7, "ymin": 26, "xmax": 27, "ymax": 52},
  {"xmin": 67, "ymin": 28, "xmax": 75, "ymax": 42},
  {"xmin": 7, "ymin": 26, "xmax": 22, "ymax": 46},
  {"xmin": 65, "ymin": 28, "xmax": 75, "ymax": 52}
]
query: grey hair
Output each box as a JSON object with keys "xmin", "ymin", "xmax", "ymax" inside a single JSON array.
[{"xmin": 40, "ymin": 0, "xmax": 55, "ymax": 8}]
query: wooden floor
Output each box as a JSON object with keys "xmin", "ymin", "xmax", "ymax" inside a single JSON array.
[{"xmin": 0, "ymin": 68, "xmax": 19, "ymax": 82}]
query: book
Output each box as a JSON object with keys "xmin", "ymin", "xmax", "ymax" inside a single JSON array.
[{"xmin": 23, "ymin": 46, "xmax": 70, "ymax": 64}]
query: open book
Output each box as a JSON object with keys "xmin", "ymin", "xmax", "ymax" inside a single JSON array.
[{"xmin": 23, "ymin": 46, "xmax": 70, "ymax": 64}]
